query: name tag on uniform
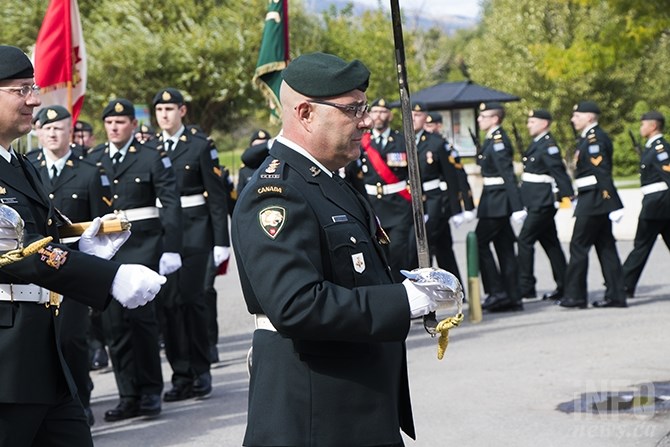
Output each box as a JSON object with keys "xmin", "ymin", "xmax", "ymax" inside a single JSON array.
[
  {"xmin": 588, "ymin": 144, "xmax": 600, "ymax": 154},
  {"xmin": 210, "ymin": 149, "xmax": 218, "ymax": 160},
  {"xmin": 657, "ymin": 152, "xmax": 668, "ymax": 161},
  {"xmin": 547, "ymin": 146, "xmax": 559, "ymax": 155},
  {"xmin": 493, "ymin": 142, "xmax": 505, "ymax": 151},
  {"xmin": 332, "ymin": 215, "xmax": 348, "ymax": 223},
  {"xmin": 162, "ymin": 157, "xmax": 172, "ymax": 168},
  {"xmin": 100, "ymin": 175, "xmax": 110, "ymax": 186}
]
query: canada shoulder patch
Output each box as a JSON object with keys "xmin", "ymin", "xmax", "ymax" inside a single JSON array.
[{"xmin": 259, "ymin": 206, "xmax": 286, "ymax": 239}]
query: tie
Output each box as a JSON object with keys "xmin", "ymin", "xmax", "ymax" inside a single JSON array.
[
  {"xmin": 112, "ymin": 152, "xmax": 122, "ymax": 174},
  {"xmin": 10, "ymin": 154, "xmax": 22, "ymax": 169},
  {"xmin": 164, "ymin": 140, "xmax": 173, "ymax": 152},
  {"xmin": 50, "ymin": 165, "xmax": 59, "ymax": 185}
]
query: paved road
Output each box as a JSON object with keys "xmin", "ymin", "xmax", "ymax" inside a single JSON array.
[{"xmin": 90, "ymin": 207, "xmax": 670, "ymax": 447}]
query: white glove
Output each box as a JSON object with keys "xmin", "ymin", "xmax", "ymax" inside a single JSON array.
[
  {"xmin": 609, "ymin": 208, "xmax": 624, "ymax": 223},
  {"xmin": 213, "ymin": 246, "xmax": 230, "ymax": 266},
  {"xmin": 159, "ymin": 252, "xmax": 182, "ymax": 275},
  {"xmin": 78, "ymin": 215, "xmax": 131, "ymax": 260},
  {"xmin": 462, "ymin": 210, "xmax": 476, "ymax": 222},
  {"xmin": 0, "ymin": 205, "xmax": 24, "ymax": 251},
  {"xmin": 450, "ymin": 213, "xmax": 465, "ymax": 228},
  {"xmin": 402, "ymin": 278, "xmax": 439, "ymax": 318},
  {"xmin": 511, "ymin": 209, "xmax": 528, "ymax": 226},
  {"xmin": 111, "ymin": 264, "xmax": 167, "ymax": 309}
]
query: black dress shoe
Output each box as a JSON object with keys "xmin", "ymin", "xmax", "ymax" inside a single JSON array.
[
  {"xmin": 558, "ymin": 298, "xmax": 587, "ymax": 309},
  {"xmin": 90, "ymin": 347, "xmax": 109, "ymax": 371},
  {"xmin": 163, "ymin": 384, "xmax": 194, "ymax": 402},
  {"xmin": 209, "ymin": 345, "xmax": 220, "ymax": 364},
  {"xmin": 83, "ymin": 406, "xmax": 95, "ymax": 426},
  {"xmin": 624, "ymin": 287, "xmax": 635, "ymax": 299},
  {"xmin": 592, "ymin": 299, "xmax": 628, "ymax": 308},
  {"xmin": 104, "ymin": 398, "xmax": 139, "ymax": 422},
  {"xmin": 487, "ymin": 301, "xmax": 524, "ymax": 313},
  {"xmin": 138, "ymin": 394, "xmax": 161, "ymax": 417},
  {"xmin": 481, "ymin": 293, "xmax": 509, "ymax": 310},
  {"xmin": 193, "ymin": 372, "xmax": 212, "ymax": 399},
  {"xmin": 542, "ymin": 289, "xmax": 563, "ymax": 301},
  {"xmin": 520, "ymin": 290, "xmax": 537, "ymax": 299}
]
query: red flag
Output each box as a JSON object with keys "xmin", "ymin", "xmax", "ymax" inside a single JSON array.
[{"xmin": 33, "ymin": 0, "xmax": 87, "ymax": 123}]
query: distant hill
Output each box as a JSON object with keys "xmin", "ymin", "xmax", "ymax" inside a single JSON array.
[{"xmin": 304, "ymin": 0, "xmax": 478, "ymax": 34}]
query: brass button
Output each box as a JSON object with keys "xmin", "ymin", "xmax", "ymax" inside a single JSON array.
[
  {"xmin": 113, "ymin": 194, "xmax": 119, "ymax": 199},
  {"xmin": 114, "ymin": 179, "xmax": 119, "ymax": 184},
  {"xmin": 135, "ymin": 178, "xmax": 141, "ymax": 183},
  {"xmin": 71, "ymin": 194, "xmax": 78, "ymax": 199},
  {"xmin": 47, "ymin": 218, "xmax": 52, "ymax": 226}
]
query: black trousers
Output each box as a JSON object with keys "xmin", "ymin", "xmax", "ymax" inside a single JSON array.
[
  {"xmin": 564, "ymin": 214, "xmax": 625, "ymax": 303},
  {"xmin": 475, "ymin": 216, "xmax": 520, "ymax": 302},
  {"xmin": 203, "ymin": 251, "xmax": 220, "ymax": 349},
  {"xmin": 59, "ymin": 299, "xmax": 91, "ymax": 407},
  {"xmin": 622, "ymin": 217, "xmax": 670, "ymax": 293},
  {"xmin": 385, "ymin": 221, "xmax": 413, "ymax": 283},
  {"xmin": 517, "ymin": 206, "xmax": 567, "ymax": 295},
  {"xmin": 102, "ymin": 299, "xmax": 163, "ymax": 398},
  {"xmin": 0, "ymin": 392, "xmax": 92, "ymax": 447},
  {"xmin": 158, "ymin": 251, "xmax": 211, "ymax": 386}
]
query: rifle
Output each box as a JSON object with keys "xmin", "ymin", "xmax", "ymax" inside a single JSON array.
[
  {"xmin": 628, "ymin": 130, "xmax": 642, "ymax": 158},
  {"xmin": 468, "ymin": 127, "xmax": 481, "ymax": 156},
  {"xmin": 511, "ymin": 123, "xmax": 525, "ymax": 158}
]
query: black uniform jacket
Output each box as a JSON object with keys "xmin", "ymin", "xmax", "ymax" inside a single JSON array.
[
  {"xmin": 520, "ymin": 132, "xmax": 574, "ymax": 210},
  {"xmin": 88, "ymin": 140, "xmax": 182, "ymax": 268},
  {"xmin": 232, "ymin": 140, "xmax": 415, "ymax": 446},
  {"xmin": 573, "ymin": 125, "xmax": 623, "ymax": 217},
  {"xmin": 0, "ymin": 154, "xmax": 119, "ymax": 404},
  {"xmin": 639, "ymin": 135, "xmax": 670, "ymax": 219},
  {"xmin": 26, "ymin": 148, "xmax": 113, "ymax": 222},
  {"xmin": 156, "ymin": 130, "xmax": 229, "ymax": 254},
  {"xmin": 360, "ymin": 129, "xmax": 412, "ymax": 229},
  {"xmin": 476, "ymin": 127, "xmax": 523, "ymax": 218}
]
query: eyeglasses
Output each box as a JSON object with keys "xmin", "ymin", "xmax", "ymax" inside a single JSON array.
[
  {"xmin": 0, "ymin": 84, "xmax": 41, "ymax": 98},
  {"xmin": 307, "ymin": 99, "xmax": 369, "ymax": 118}
]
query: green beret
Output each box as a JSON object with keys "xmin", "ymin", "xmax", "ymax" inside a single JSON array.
[
  {"xmin": 573, "ymin": 101, "xmax": 600, "ymax": 114},
  {"xmin": 282, "ymin": 52, "xmax": 370, "ymax": 97},
  {"xmin": 153, "ymin": 87, "xmax": 184, "ymax": 106},
  {"xmin": 0, "ymin": 45, "xmax": 34, "ymax": 81},
  {"xmin": 411, "ymin": 101, "xmax": 428, "ymax": 112},
  {"xmin": 102, "ymin": 98, "xmax": 135, "ymax": 120},
  {"xmin": 641, "ymin": 111, "xmax": 664, "ymax": 126},
  {"xmin": 136, "ymin": 123, "xmax": 155, "ymax": 134},
  {"xmin": 479, "ymin": 102, "xmax": 504, "ymax": 112},
  {"xmin": 74, "ymin": 120, "xmax": 93, "ymax": 132},
  {"xmin": 426, "ymin": 112, "xmax": 442, "ymax": 124},
  {"xmin": 370, "ymin": 98, "xmax": 390, "ymax": 109},
  {"xmin": 528, "ymin": 109, "xmax": 552, "ymax": 121},
  {"xmin": 40, "ymin": 106, "xmax": 71, "ymax": 126}
]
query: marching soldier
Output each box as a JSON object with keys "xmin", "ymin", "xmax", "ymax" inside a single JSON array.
[
  {"xmin": 559, "ymin": 101, "xmax": 627, "ymax": 309},
  {"xmin": 88, "ymin": 98, "xmax": 184, "ymax": 421},
  {"xmin": 476, "ymin": 102, "xmax": 525, "ymax": 312},
  {"xmin": 152, "ymin": 87, "xmax": 230, "ymax": 401},
  {"xmin": 518, "ymin": 109, "xmax": 573, "ymax": 301},
  {"xmin": 0, "ymin": 44, "xmax": 164, "ymax": 447},
  {"xmin": 622, "ymin": 111, "xmax": 670, "ymax": 297},
  {"xmin": 360, "ymin": 98, "xmax": 413, "ymax": 282},
  {"xmin": 26, "ymin": 105, "xmax": 114, "ymax": 426}
]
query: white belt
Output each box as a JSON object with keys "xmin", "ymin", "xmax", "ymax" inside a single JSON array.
[
  {"xmin": 575, "ymin": 175, "xmax": 597, "ymax": 189},
  {"xmin": 365, "ymin": 181, "xmax": 408, "ymax": 196},
  {"xmin": 0, "ymin": 283, "xmax": 58, "ymax": 304},
  {"xmin": 483, "ymin": 176, "xmax": 505, "ymax": 186},
  {"xmin": 254, "ymin": 314, "xmax": 277, "ymax": 332},
  {"xmin": 641, "ymin": 181, "xmax": 669, "ymax": 195},
  {"xmin": 521, "ymin": 172, "xmax": 554, "ymax": 184},
  {"xmin": 120, "ymin": 206, "xmax": 160, "ymax": 222},
  {"xmin": 421, "ymin": 179, "xmax": 448, "ymax": 192},
  {"xmin": 156, "ymin": 193, "xmax": 206, "ymax": 209}
]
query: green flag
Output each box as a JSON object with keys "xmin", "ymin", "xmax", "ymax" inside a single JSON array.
[{"xmin": 253, "ymin": 0, "xmax": 289, "ymax": 116}]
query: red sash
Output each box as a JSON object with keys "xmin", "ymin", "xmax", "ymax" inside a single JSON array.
[{"xmin": 361, "ymin": 133, "xmax": 411, "ymax": 201}]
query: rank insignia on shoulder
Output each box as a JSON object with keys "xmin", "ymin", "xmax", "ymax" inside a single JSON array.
[
  {"xmin": 38, "ymin": 245, "xmax": 68, "ymax": 270},
  {"xmin": 352, "ymin": 252, "xmax": 366, "ymax": 273},
  {"xmin": 259, "ymin": 206, "xmax": 286, "ymax": 239},
  {"xmin": 591, "ymin": 155, "xmax": 603, "ymax": 166},
  {"xmin": 265, "ymin": 159, "xmax": 280, "ymax": 174},
  {"xmin": 656, "ymin": 144, "xmax": 664, "ymax": 151},
  {"xmin": 662, "ymin": 165, "xmax": 670, "ymax": 172},
  {"xmin": 257, "ymin": 185, "xmax": 283, "ymax": 195},
  {"xmin": 102, "ymin": 196, "xmax": 113, "ymax": 207},
  {"xmin": 0, "ymin": 187, "xmax": 5, "ymax": 195}
]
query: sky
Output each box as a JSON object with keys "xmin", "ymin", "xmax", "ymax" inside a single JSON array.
[{"xmin": 353, "ymin": 0, "xmax": 482, "ymax": 19}]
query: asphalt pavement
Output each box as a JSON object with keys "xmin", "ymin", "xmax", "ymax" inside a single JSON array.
[{"xmin": 90, "ymin": 190, "xmax": 670, "ymax": 447}]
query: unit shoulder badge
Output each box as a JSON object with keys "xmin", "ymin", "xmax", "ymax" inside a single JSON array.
[{"xmin": 259, "ymin": 206, "xmax": 286, "ymax": 239}]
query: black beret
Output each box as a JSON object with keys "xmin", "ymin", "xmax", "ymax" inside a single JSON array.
[
  {"xmin": 426, "ymin": 112, "xmax": 443, "ymax": 124},
  {"xmin": 370, "ymin": 98, "xmax": 391, "ymax": 109},
  {"xmin": 0, "ymin": 45, "xmax": 34, "ymax": 81},
  {"xmin": 40, "ymin": 106, "xmax": 71, "ymax": 126},
  {"xmin": 249, "ymin": 129, "xmax": 270, "ymax": 145},
  {"xmin": 136, "ymin": 123, "xmax": 155, "ymax": 134},
  {"xmin": 411, "ymin": 101, "xmax": 428, "ymax": 112},
  {"xmin": 641, "ymin": 111, "xmax": 665, "ymax": 125},
  {"xmin": 573, "ymin": 101, "xmax": 600, "ymax": 114},
  {"xmin": 479, "ymin": 102, "xmax": 504, "ymax": 111},
  {"xmin": 74, "ymin": 120, "xmax": 93, "ymax": 132},
  {"xmin": 282, "ymin": 52, "xmax": 370, "ymax": 97},
  {"xmin": 153, "ymin": 88, "xmax": 184, "ymax": 106},
  {"xmin": 528, "ymin": 109, "xmax": 552, "ymax": 121},
  {"xmin": 102, "ymin": 99, "xmax": 135, "ymax": 120}
]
